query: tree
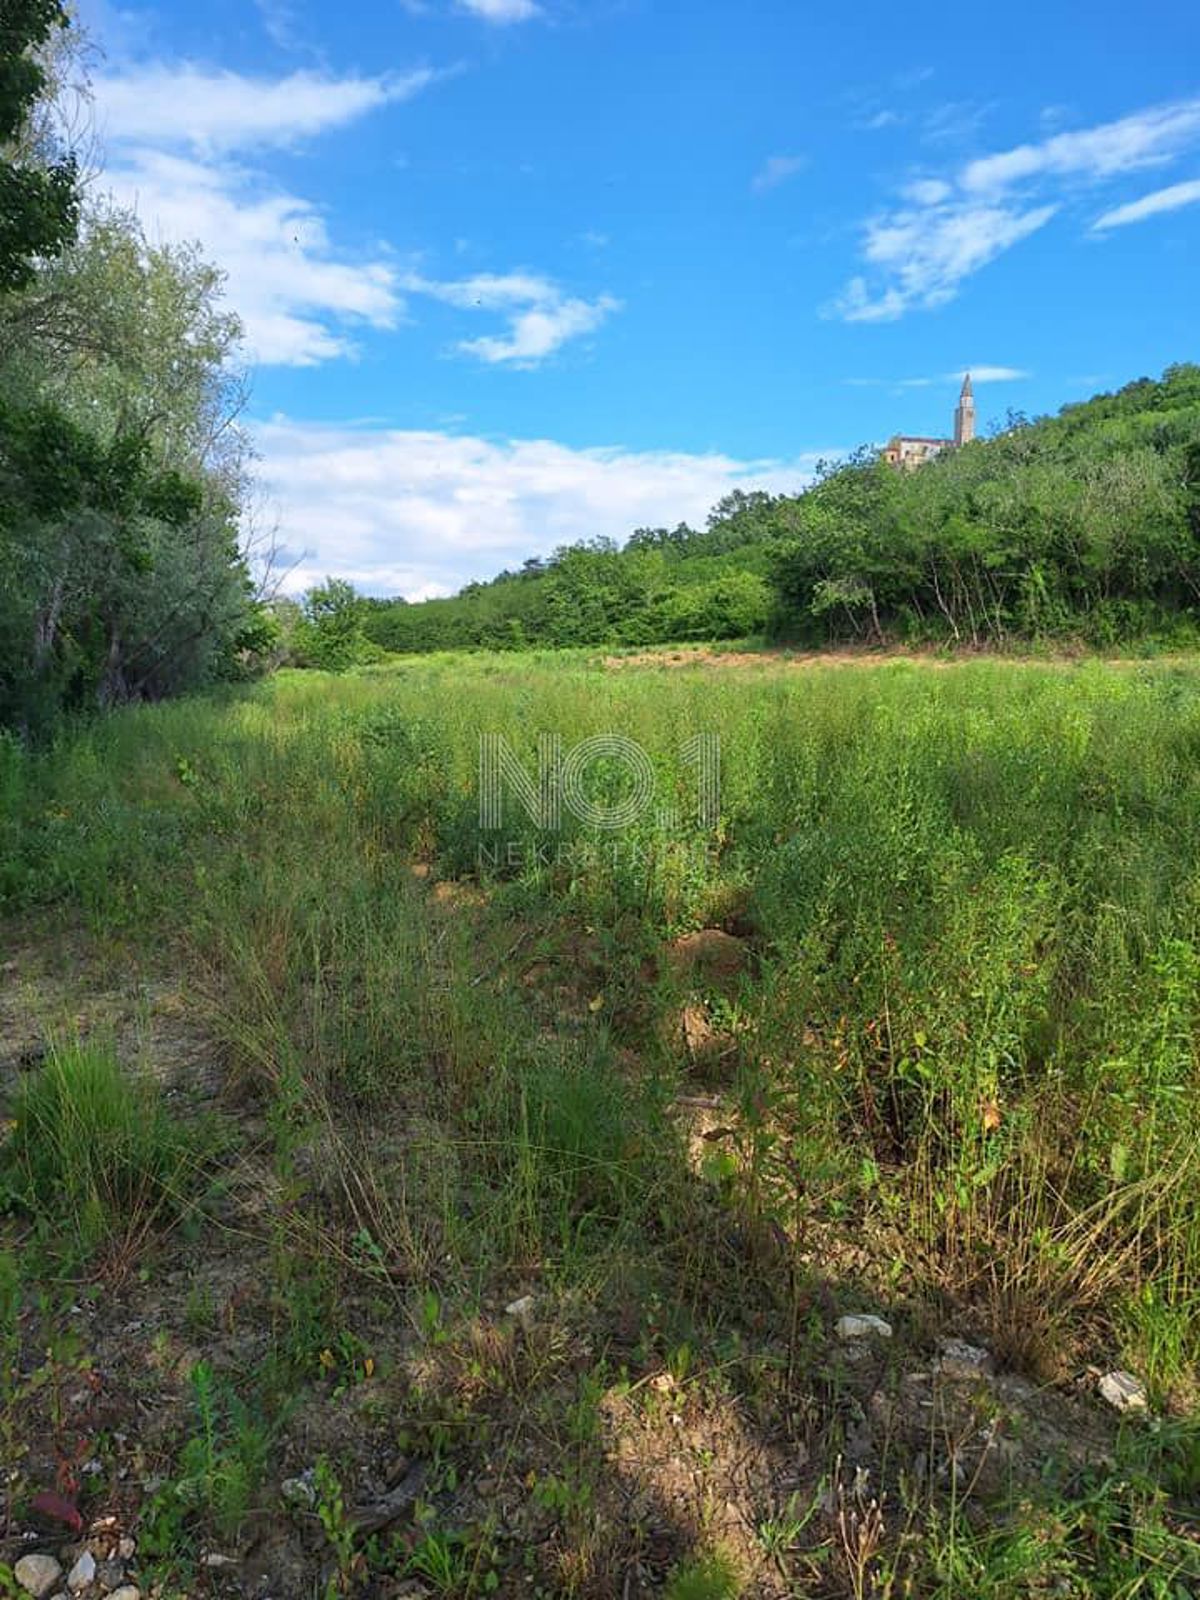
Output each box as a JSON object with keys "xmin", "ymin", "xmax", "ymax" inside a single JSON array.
[
  {"xmin": 294, "ymin": 579, "xmax": 370, "ymax": 671},
  {"xmin": 0, "ymin": 0, "xmax": 79, "ymax": 291}
]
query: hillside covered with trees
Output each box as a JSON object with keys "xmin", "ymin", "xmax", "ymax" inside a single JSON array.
[
  {"xmin": 0, "ymin": 1, "xmax": 270, "ymax": 738},
  {"xmin": 352, "ymin": 364, "xmax": 1200, "ymax": 658}
]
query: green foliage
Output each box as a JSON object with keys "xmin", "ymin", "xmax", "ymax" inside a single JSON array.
[
  {"xmin": 355, "ymin": 367, "xmax": 1200, "ymax": 658},
  {"xmin": 769, "ymin": 365, "xmax": 1200, "ymax": 647},
  {"xmin": 0, "ymin": 66, "xmax": 263, "ymax": 737},
  {"xmin": 2, "ymin": 1038, "xmax": 205, "ymax": 1255},
  {"xmin": 664, "ymin": 1550, "xmax": 742, "ymax": 1600},
  {"xmin": 359, "ymin": 514, "xmax": 784, "ymax": 657},
  {"xmin": 141, "ymin": 1361, "xmax": 269, "ymax": 1554},
  {"xmin": 292, "ymin": 578, "xmax": 375, "ymax": 672},
  {"xmin": 6, "ymin": 655, "xmax": 1200, "ymax": 1595},
  {"xmin": 0, "ymin": 0, "xmax": 79, "ymax": 291}
]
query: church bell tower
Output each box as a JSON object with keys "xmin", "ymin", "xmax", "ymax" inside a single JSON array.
[{"xmin": 954, "ymin": 372, "xmax": 976, "ymax": 447}]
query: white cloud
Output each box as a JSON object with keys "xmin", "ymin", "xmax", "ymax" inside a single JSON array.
[
  {"xmin": 253, "ymin": 419, "xmax": 826, "ymax": 596},
  {"xmin": 104, "ymin": 148, "xmax": 402, "ymax": 366},
  {"xmin": 93, "ymin": 61, "xmax": 614, "ymax": 370},
  {"xmin": 860, "ymin": 109, "xmax": 902, "ymax": 131},
  {"xmin": 1093, "ymin": 177, "xmax": 1200, "ymax": 230},
  {"xmin": 458, "ymin": 0, "xmax": 540, "ymax": 19},
  {"xmin": 832, "ymin": 94, "xmax": 1200, "ymax": 321},
  {"xmin": 901, "ymin": 178, "xmax": 952, "ymax": 206},
  {"xmin": 962, "ymin": 99, "xmax": 1200, "ymax": 194},
  {"xmin": 402, "ymin": 271, "xmax": 620, "ymax": 366},
  {"xmin": 846, "ymin": 365, "xmax": 1028, "ymax": 388},
  {"xmin": 93, "ymin": 65, "xmax": 437, "ymax": 153},
  {"xmin": 832, "ymin": 202, "xmax": 1056, "ymax": 322},
  {"xmin": 253, "ymin": 0, "xmax": 306, "ymax": 52},
  {"xmin": 752, "ymin": 154, "xmax": 807, "ymax": 193},
  {"xmin": 959, "ymin": 364, "xmax": 1029, "ymax": 382},
  {"xmin": 91, "ymin": 63, "xmax": 447, "ymax": 366}
]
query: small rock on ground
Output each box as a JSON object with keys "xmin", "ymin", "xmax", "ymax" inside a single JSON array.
[
  {"xmin": 505, "ymin": 1294, "xmax": 536, "ymax": 1326},
  {"xmin": 936, "ymin": 1338, "xmax": 994, "ymax": 1378},
  {"xmin": 1099, "ymin": 1369, "xmax": 1148, "ymax": 1413},
  {"xmin": 66, "ymin": 1552, "xmax": 96, "ymax": 1591},
  {"xmin": 836, "ymin": 1314, "xmax": 893, "ymax": 1340},
  {"xmin": 281, "ymin": 1468, "xmax": 318, "ymax": 1509},
  {"xmin": 108, "ymin": 1587, "xmax": 141, "ymax": 1600},
  {"xmin": 14, "ymin": 1555, "xmax": 63, "ymax": 1599}
]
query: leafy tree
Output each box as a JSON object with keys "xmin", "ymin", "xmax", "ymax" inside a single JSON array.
[
  {"xmin": 293, "ymin": 579, "xmax": 371, "ymax": 671},
  {"xmin": 0, "ymin": 24, "xmax": 266, "ymax": 734},
  {"xmin": 0, "ymin": 0, "xmax": 79, "ymax": 291},
  {"xmin": 356, "ymin": 366, "xmax": 1200, "ymax": 660}
]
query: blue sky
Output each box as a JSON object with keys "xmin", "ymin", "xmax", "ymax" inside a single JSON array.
[{"xmin": 80, "ymin": 0, "xmax": 1198, "ymax": 596}]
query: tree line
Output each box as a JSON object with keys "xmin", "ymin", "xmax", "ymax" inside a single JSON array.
[
  {"xmin": 0, "ymin": 2, "xmax": 273, "ymax": 737},
  {"xmin": 317, "ymin": 364, "xmax": 1200, "ymax": 662}
]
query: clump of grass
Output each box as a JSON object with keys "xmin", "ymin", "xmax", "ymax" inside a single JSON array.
[
  {"xmin": 664, "ymin": 1549, "xmax": 742, "ymax": 1600},
  {"xmin": 3, "ymin": 1038, "xmax": 204, "ymax": 1258}
]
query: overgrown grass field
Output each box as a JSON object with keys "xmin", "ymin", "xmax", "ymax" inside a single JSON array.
[{"xmin": 3, "ymin": 650, "xmax": 1200, "ymax": 1597}]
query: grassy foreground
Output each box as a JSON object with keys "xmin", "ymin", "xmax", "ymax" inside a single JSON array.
[{"xmin": 3, "ymin": 649, "xmax": 1200, "ymax": 1597}]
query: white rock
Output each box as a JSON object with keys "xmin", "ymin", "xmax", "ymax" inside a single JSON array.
[
  {"xmin": 505, "ymin": 1294, "xmax": 536, "ymax": 1326},
  {"xmin": 281, "ymin": 1470, "xmax": 318, "ymax": 1509},
  {"xmin": 14, "ymin": 1555, "xmax": 63, "ymax": 1599},
  {"xmin": 117, "ymin": 1539, "xmax": 136, "ymax": 1560},
  {"xmin": 66, "ymin": 1551, "xmax": 96, "ymax": 1591},
  {"xmin": 836, "ymin": 1314, "xmax": 893, "ymax": 1341},
  {"xmin": 1099, "ymin": 1370, "xmax": 1148, "ymax": 1413},
  {"xmin": 202, "ymin": 1553, "xmax": 238, "ymax": 1569},
  {"xmin": 936, "ymin": 1338, "xmax": 994, "ymax": 1379},
  {"xmin": 108, "ymin": 1587, "xmax": 141, "ymax": 1600}
]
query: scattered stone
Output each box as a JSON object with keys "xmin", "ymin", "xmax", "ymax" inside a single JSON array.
[
  {"xmin": 202, "ymin": 1553, "xmax": 239, "ymax": 1569},
  {"xmin": 936, "ymin": 1339, "xmax": 994, "ymax": 1379},
  {"xmin": 66, "ymin": 1552, "xmax": 96, "ymax": 1591},
  {"xmin": 281, "ymin": 1470, "xmax": 318, "ymax": 1510},
  {"xmin": 108, "ymin": 1588, "xmax": 141, "ymax": 1600},
  {"xmin": 1099, "ymin": 1370, "xmax": 1148, "ymax": 1413},
  {"xmin": 505, "ymin": 1294, "xmax": 536, "ymax": 1327},
  {"xmin": 836, "ymin": 1314, "xmax": 893, "ymax": 1341},
  {"xmin": 96, "ymin": 1558, "xmax": 127, "ymax": 1589},
  {"xmin": 117, "ymin": 1539, "xmax": 136, "ymax": 1561},
  {"xmin": 14, "ymin": 1555, "xmax": 63, "ymax": 1599}
]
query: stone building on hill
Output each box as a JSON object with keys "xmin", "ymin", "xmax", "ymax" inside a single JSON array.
[{"xmin": 883, "ymin": 372, "xmax": 976, "ymax": 469}]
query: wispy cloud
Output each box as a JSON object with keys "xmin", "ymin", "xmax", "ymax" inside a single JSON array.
[
  {"xmin": 254, "ymin": 418, "xmax": 827, "ymax": 597},
  {"xmin": 1093, "ymin": 176, "xmax": 1200, "ymax": 230},
  {"xmin": 752, "ymin": 154, "xmax": 807, "ymax": 193},
  {"xmin": 403, "ymin": 271, "xmax": 620, "ymax": 366},
  {"xmin": 831, "ymin": 94, "xmax": 1200, "ymax": 321},
  {"xmin": 93, "ymin": 64, "xmax": 438, "ymax": 152},
  {"xmin": 832, "ymin": 203, "xmax": 1056, "ymax": 322},
  {"xmin": 92, "ymin": 63, "xmax": 445, "ymax": 366},
  {"xmin": 901, "ymin": 178, "xmax": 952, "ymax": 206},
  {"xmin": 962, "ymin": 99, "xmax": 1200, "ymax": 193},
  {"xmin": 858, "ymin": 109, "xmax": 902, "ymax": 132},
  {"xmin": 104, "ymin": 150, "xmax": 402, "ymax": 366},
  {"xmin": 253, "ymin": 0, "xmax": 308, "ymax": 52},
  {"xmin": 458, "ymin": 0, "xmax": 541, "ymax": 20},
  {"xmin": 846, "ymin": 365, "xmax": 1029, "ymax": 388}
]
